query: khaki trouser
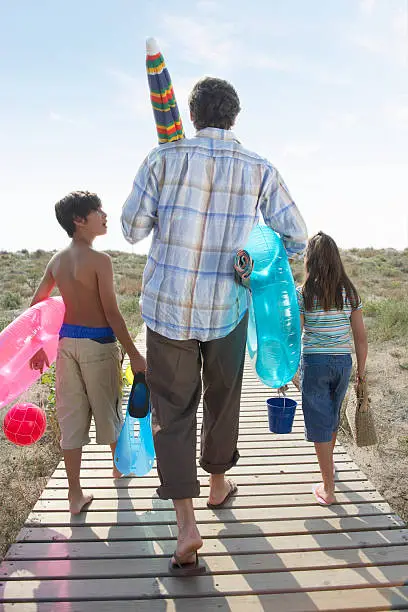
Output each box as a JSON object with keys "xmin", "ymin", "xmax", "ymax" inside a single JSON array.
[
  {"xmin": 56, "ymin": 338, "xmax": 122, "ymax": 449},
  {"xmin": 146, "ymin": 313, "xmax": 248, "ymax": 500}
]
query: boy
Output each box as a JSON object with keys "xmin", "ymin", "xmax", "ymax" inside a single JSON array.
[{"xmin": 30, "ymin": 190, "xmax": 146, "ymax": 514}]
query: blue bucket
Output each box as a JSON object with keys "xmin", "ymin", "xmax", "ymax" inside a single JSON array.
[{"xmin": 267, "ymin": 397, "xmax": 297, "ymax": 434}]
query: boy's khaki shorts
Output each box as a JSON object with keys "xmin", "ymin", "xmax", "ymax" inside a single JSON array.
[{"xmin": 56, "ymin": 338, "xmax": 122, "ymax": 450}]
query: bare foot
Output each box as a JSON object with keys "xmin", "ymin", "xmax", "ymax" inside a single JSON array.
[
  {"xmin": 69, "ymin": 491, "xmax": 93, "ymax": 515},
  {"xmin": 207, "ymin": 476, "xmax": 237, "ymax": 506},
  {"xmin": 313, "ymin": 482, "xmax": 336, "ymax": 505},
  {"xmin": 172, "ymin": 528, "xmax": 203, "ymax": 566},
  {"xmin": 112, "ymin": 465, "xmax": 122, "ymax": 479}
]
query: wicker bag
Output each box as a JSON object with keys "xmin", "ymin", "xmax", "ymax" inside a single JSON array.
[{"xmin": 345, "ymin": 378, "xmax": 377, "ymax": 447}]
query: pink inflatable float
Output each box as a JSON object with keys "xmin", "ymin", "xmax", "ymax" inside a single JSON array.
[{"xmin": 0, "ymin": 297, "xmax": 65, "ymax": 408}]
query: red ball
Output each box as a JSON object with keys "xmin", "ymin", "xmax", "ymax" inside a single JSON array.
[{"xmin": 3, "ymin": 402, "xmax": 47, "ymax": 446}]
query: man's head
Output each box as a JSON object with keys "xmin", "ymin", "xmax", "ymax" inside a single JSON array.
[
  {"xmin": 188, "ymin": 77, "xmax": 241, "ymax": 131},
  {"xmin": 55, "ymin": 190, "xmax": 107, "ymax": 238}
]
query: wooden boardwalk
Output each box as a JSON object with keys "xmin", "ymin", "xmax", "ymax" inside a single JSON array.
[{"xmin": 1, "ymin": 332, "xmax": 408, "ymax": 611}]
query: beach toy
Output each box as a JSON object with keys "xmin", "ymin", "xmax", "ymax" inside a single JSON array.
[
  {"xmin": 267, "ymin": 397, "xmax": 297, "ymax": 434},
  {"xmin": 234, "ymin": 225, "xmax": 301, "ymax": 388},
  {"xmin": 114, "ymin": 372, "xmax": 155, "ymax": 476},
  {"xmin": 3, "ymin": 402, "xmax": 47, "ymax": 446},
  {"xmin": 0, "ymin": 297, "xmax": 65, "ymax": 408},
  {"xmin": 125, "ymin": 364, "xmax": 134, "ymax": 386}
]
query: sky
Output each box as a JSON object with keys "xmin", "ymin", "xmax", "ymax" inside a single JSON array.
[{"xmin": 0, "ymin": 0, "xmax": 407, "ymax": 254}]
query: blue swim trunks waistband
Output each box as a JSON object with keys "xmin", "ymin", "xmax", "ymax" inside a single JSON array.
[{"xmin": 59, "ymin": 324, "xmax": 115, "ymax": 339}]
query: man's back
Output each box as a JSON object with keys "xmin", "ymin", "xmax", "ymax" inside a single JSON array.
[
  {"xmin": 122, "ymin": 128, "xmax": 307, "ymax": 342},
  {"xmin": 50, "ymin": 244, "xmax": 109, "ymax": 327}
]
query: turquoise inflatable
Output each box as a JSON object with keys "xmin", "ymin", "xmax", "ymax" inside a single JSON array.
[
  {"xmin": 235, "ymin": 225, "xmax": 301, "ymax": 388},
  {"xmin": 114, "ymin": 374, "xmax": 155, "ymax": 476}
]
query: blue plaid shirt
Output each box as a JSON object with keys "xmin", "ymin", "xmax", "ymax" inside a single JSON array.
[{"xmin": 121, "ymin": 128, "xmax": 307, "ymax": 341}]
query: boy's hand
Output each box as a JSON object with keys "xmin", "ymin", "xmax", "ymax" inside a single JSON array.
[
  {"xmin": 29, "ymin": 348, "xmax": 50, "ymax": 374},
  {"xmin": 130, "ymin": 352, "xmax": 146, "ymax": 375}
]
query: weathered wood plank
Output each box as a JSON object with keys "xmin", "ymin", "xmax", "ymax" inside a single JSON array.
[
  {"xmin": 7, "ymin": 529, "xmax": 408, "ymax": 561},
  {"xmin": 3, "ymin": 546, "xmax": 408, "ymax": 580},
  {"xmin": 3, "ymin": 587, "xmax": 408, "ymax": 612},
  {"xmin": 1, "ymin": 564, "xmax": 408, "ymax": 601},
  {"xmin": 47, "ymin": 471, "xmax": 370, "ymax": 489},
  {"xmin": 16, "ymin": 514, "xmax": 404, "ymax": 543},
  {"xmin": 38, "ymin": 480, "xmax": 378, "ymax": 500},
  {"xmin": 33, "ymin": 490, "xmax": 385, "ymax": 512},
  {"xmin": 26, "ymin": 502, "xmax": 392, "ymax": 527},
  {"xmin": 51, "ymin": 461, "xmax": 359, "ymax": 478},
  {"xmin": 79, "ymin": 447, "xmax": 347, "ymax": 459}
]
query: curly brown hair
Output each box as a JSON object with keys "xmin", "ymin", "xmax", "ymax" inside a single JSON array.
[{"xmin": 188, "ymin": 77, "xmax": 241, "ymax": 130}]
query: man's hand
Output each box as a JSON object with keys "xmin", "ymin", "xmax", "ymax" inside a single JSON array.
[
  {"xmin": 29, "ymin": 348, "xmax": 50, "ymax": 374},
  {"xmin": 130, "ymin": 351, "xmax": 146, "ymax": 375}
]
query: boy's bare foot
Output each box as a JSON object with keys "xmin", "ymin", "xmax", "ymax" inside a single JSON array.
[
  {"xmin": 69, "ymin": 491, "xmax": 93, "ymax": 515},
  {"xmin": 112, "ymin": 465, "xmax": 122, "ymax": 479},
  {"xmin": 312, "ymin": 482, "xmax": 336, "ymax": 505}
]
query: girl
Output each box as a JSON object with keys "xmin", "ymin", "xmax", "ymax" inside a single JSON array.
[{"xmin": 297, "ymin": 232, "xmax": 368, "ymax": 505}]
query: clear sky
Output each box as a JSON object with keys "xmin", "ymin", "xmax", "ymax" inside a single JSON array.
[{"xmin": 0, "ymin": 0, "xmax": 407, "ymax": 254}]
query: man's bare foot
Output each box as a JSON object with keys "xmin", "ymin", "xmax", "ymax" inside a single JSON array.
[
  {"xmin": 112, "ymin": 465, "xmax": 122, "ymax": 479},
  {"xmin": 313, "ymin": 482, "xmax": 336, "ymax": 505},
  {"xmin": 171, "ymin": 527, "xmax": 203, "ymax": 567},
  {"xmin": 69, "ymin": 491, "xmax": 93, "ymax": 515},
  {"xmin": 207, "ymin": 475, "xmax": 237, "ymax": 507}
]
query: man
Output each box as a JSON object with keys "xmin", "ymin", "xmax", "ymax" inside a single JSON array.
[{"xmin": 121, "ymin": 77, "xmax": 307, "ymax": 575}]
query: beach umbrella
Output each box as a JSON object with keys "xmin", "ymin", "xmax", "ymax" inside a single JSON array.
[{"xmin": 146, "ymin": 37, "xmax": 185, "ymax": 144}]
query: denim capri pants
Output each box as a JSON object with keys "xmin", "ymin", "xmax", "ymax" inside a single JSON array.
[{"xmin": 301, "ymin": 353, "xmax": 352, "ymax": 443}]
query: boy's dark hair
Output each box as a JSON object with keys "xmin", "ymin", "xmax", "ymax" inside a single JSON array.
[
  {"xmin": 188, "ymin": 77, "xmax": 241, "ymax": 130},
  {"xmin": 55, "ymin": 191, "xmax": 101, "ymax": 237}
]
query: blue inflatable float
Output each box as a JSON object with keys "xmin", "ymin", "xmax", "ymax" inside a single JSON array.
[{"xmin": 235, "ymin": 225, "xmax": 301, "ymax": 388}]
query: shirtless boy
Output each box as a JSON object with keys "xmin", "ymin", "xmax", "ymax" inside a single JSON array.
[{"xmin": 30, "ymin": 190, "xmax": 146, "ymax": 514}]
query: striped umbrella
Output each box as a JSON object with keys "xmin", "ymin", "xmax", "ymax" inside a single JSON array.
[{"xmin": 146, "ymin": 37, "xmax": 185, "ymax": 144}]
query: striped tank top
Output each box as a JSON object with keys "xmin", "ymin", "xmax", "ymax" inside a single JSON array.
[{"xmin": 296, "ymin": 287, "xmax": 362, "ymax": 354}]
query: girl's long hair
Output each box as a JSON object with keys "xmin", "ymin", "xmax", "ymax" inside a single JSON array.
[{"xmin": 302, "ymin": 232, "xmax": 360, "ymax": 312}]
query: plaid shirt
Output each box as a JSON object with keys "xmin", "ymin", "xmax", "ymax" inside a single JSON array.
[{"xmin": 121, "ymin": 128, "xmax": 307, "ymax": 341}]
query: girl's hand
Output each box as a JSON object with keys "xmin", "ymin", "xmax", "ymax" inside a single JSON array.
[{"xmin": 292, "ymin": 371, "xmax": 301, "ymax": 390}]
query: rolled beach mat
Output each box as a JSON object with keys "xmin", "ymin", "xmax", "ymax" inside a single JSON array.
[{"xmin": 234, "ymin": 249, "xmax": 254, "ymax": 282}]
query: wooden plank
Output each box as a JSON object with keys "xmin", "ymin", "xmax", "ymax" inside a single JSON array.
[
  {"xmin": 1, "ymin": 564, "xmax": 408, "ymax": 601},
  {"xmin": 16, "ymin": 514, "xmax": 404, "ymax": 542},
  {"xmin": 3, "ymin": 587, "xmax": 408, "ymax": 612},
  {"xmin": 79, "ymin": 447, "xmax": 347, "ymax": 459},
  {"xmin": 76, "ymin": 452, "xmax": 351, "ymax": 465},
  {"xmin": 7, "ymin": 529, "xmax": 408, "ymax": 561},
  {"xmin": 51, "ymin": 461, "xmax": 359, "ymax": 477},
  {"xmin": 38, "ymin": 481, "xmax": 378, "ymax": 500},
  {"xmin": 33, "ymin": 490, "xmax": 385, "ymax": 512},
  {"xmin": 46, "ymin": 471, "xmax": 370, "ymax": 488},
  {"xmin": 26, "ymin": 502, "xmax": 392, "ymax": 527},
  {"xmin": 83, "ymin": 439, "xmax": 322, "ymax": 449},
  {"xmin": 3, "ymin": 546, "xmax": 408, "ymax": 580}
]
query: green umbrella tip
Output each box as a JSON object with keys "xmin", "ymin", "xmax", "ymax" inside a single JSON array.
[{"xmin": 146, "ymin": 37, "xmax": 160, "ymax": 56}]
